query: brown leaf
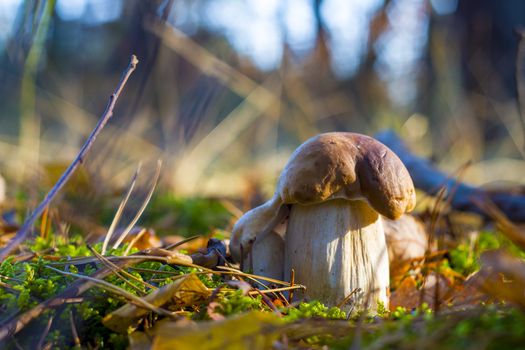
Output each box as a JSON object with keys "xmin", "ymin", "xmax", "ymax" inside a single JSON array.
[
  {"xmin": 477, "ymin": 249, "xmax": 525, "ymax": 309},
  {"xmin": 420, "ymin": 271, "xmax": 454, "ymax": 309},
  {"xmin": 390, "ymin": 272, "xmax": 455, "ymax": 310},
  {"xmin": 445, "ymin": 274, "xmax": 490, "ymax": 307},
  {"xmin": 127, "ymin": 228, "xmax": 162, "ymax": 250},
  {"xmin": 390, "ymin": 276, "xmax": 419, "ymax": 310},
  {"xmin": 103, "ymin": 274, "xmax": 210, "ymax": 333}
]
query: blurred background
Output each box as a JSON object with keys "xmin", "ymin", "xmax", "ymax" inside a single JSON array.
[{"xmin": 1, "ymin": 0, "xmax": 525, "ymax": 226}]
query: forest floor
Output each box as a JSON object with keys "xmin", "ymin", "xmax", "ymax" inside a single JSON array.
[{"xmin": 1, "ymin": 190, "xmax": 525, "ymax": 350}]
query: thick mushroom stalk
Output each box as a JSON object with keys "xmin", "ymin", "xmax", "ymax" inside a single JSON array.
[
  {"xmin": 230, "ymin": 132, "xmax": 415, "ymax": 312},
  {"xmin": 285, "ymin": 200, "xmax": 389, "ymax": 310}
]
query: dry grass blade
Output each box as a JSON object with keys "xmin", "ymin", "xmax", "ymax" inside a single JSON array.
[
  {"xmin": 123, "ymin": 228, "xmax": 148, "ymax": 256},
  {"xmin": 88, "ymin": 244, "xmax": 156, "ymax": 293},
  {"xmin": 216, "ymin": 266, "xmax": 291, "ymax": 286},
  {"xmin": 45, "ymin": 266, "xmax": 175, "ymax": 318},
  {"xmin": 0, "ymin": 55, "xmax": 139, "ymax": 261},
  {"xmin": 102, "ymin": 164, "xmax": 142, "ymax": 255},
  {"xmin": 113, "ymin": 159, "xmax": 162, "ymax": 249},
  {"xmin": 247, "ymin": 285, "xmax": 305, "ymax": 296},
  {"xmin": 163, "ymin": 235, "xmax": 202, "ymax": 251}
]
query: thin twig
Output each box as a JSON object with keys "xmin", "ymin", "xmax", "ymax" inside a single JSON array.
[{"xmin": 0, "ymin": 55, "xmax": 139, "ymax": 261}]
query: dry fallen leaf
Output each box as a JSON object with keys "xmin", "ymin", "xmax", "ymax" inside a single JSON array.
[
  {"xmin": 445, "ymin": 275, "xmax": 490, "ymax": 307},
  {"xmin": 150, "ymin": 311, "xmax": 283, "ymax": 350},
  {"xmin": 477, "ymin": 249, "xmax": 525, "ymax": 309},
  {"xmin": 125, "ymin": 228, "xmax": 162, "ymax": 250},
  {"xmin": 390, "ymin": 275, "xmax": 419, "ymax": 310},
  {"xmin": 390, "ymin": 272, "xmax": 455, "ymax": 310},
  {"xmin": 420, "ymin": 271, "xmax": 454, "ymax": 309},
  {"xmin": 103, "ymin": 273, "xmax": 210, "ymax": 333}
]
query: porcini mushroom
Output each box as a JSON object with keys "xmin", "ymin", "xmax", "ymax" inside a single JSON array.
[{"xmin": 230, "ymin": 132, "xmax": 415, "ymax": 311}]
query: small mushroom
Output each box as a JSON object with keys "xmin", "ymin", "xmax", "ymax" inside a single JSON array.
[
  {"xmin": 382, "ymin": 214, "xmax": 430, "ymax": 270},
  {"xmin": 230, "ymin": 132, "xmax": 415, "ymax": 311},
  {"xmin": 230, "ymin": 199, "xmax": 289, "ymax": 281}
]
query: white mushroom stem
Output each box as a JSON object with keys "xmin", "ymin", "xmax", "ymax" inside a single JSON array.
[{"xmin": 284, "ymin": 199, "xmax": 389, "ymax": 312}]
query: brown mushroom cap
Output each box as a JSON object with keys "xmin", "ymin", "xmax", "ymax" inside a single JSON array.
[{"xmin": 277, "ymin": 132, "xmax": 415, "ymax": 219}]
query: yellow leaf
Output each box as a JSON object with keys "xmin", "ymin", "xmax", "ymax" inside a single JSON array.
[
  {"xmin": 103, "ymin": 273, "xmax": 210, "ymax": 333},
  {"xmin": 151, "ymin": 311, "xmax": 283, "ymax": 350}
]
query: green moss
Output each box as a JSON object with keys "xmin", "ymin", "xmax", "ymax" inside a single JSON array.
[
  {"xmin": 283, "ymin": 300, "xmax": 347, "ymax": 322},
  {"xmin": 449, "ymin": 231, "xmax": 525, "ymax": 276}
]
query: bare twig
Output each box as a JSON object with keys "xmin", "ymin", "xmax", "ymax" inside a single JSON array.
[{"xmin": 0, "ymin": 55, "xmax": 139, "ymax": 261}]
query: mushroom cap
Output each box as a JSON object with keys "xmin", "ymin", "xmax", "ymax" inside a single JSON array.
[{"xmin": 277, "ymin": 132, "xmax": 415, "ymax": 219}]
